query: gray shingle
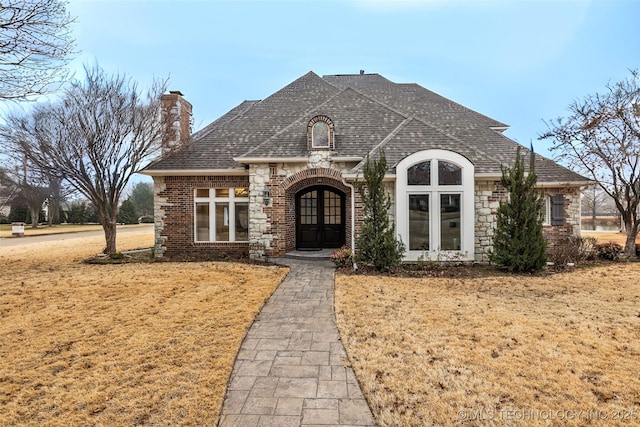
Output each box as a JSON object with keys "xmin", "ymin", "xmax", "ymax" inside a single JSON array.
[{"xmin": 144, "ymin": 71, "xmax": 588, "ymax": 183}]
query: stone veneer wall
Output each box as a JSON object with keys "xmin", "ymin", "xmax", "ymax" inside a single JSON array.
[
  {"xmin": 248, "ymin": 152, "xmax": 359, "ymax": 260},
  {"xmin": 153, "ymin": 171, "xmax": 581, "ymax": 262},
  {"xmin": 153, "ymin": 175, "xmax": 251, "ymax": 260},
  {"xmin": 474, "ymin": 180, "xmax": 582, "ymax": 262},
  {"xmin": 474, "ymin": 180, "xmax": 506, "ymax": 262}
]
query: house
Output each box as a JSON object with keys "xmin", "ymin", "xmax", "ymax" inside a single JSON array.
[{"xmin": 142, "ymin": 71, "xmax": 589, "ymax": 262}]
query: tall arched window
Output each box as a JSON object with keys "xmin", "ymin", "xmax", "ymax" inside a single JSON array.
[{"xmin": 396, "ymin": 149, "xmax": 474, "ymax": 261}]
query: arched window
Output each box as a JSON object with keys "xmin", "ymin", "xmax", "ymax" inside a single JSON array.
[
  {"xmin": 307, "ymin": 115, "xmax": 334, "ymax": 149},
  {"xmin": 312, "ymin": 121, "xmax": 330, "ymax": 148},
  {"xmin": 396, "ymin": 149, "xmax": 474, "ymax": 261}
]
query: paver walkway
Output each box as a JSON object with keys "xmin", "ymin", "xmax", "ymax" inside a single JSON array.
[{"xmin": 218, "ymin": 258, "xmax": 376, "ymax": 426}]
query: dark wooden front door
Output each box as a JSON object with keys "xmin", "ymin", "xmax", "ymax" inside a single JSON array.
[{"xmin": 296, "ymin": 186, "xmax": 345, "ymax": 249}]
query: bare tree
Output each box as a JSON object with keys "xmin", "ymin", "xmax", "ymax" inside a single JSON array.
[
  {"xmin": 541, "ymin": 70, "xmax": 640, "ymax": 257},
  {"xmin": 581, "ymin": 185, "xmax": 617, "ymax": 230},
  {"xmin": 2, "ymin": 66, "xmax": 167, "ymax": 254},
  {"xmin": 0, "ymin": 168, "xmax": 18, "ymax": 215},
  {"xmin": 0, "ymin": 0, "xmax": 76, "ymax": 100},
  {"xmin": 0, "ymin": 154, "xmax": 51, "ymax": 228}
]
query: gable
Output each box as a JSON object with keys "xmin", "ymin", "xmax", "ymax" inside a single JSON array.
[
  {"xmin": 237, "ymin": 87, "xmax": 406, "ymax": 159},
  {"xmin": 144, "ymin": 71, "xmax": 590, "ymax": 184}
]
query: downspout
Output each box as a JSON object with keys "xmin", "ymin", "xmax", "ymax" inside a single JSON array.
[{"xmin": 344, "ymin": 181, "xmax": 358, "ymax": 272}]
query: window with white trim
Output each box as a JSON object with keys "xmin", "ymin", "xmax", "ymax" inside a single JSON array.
[
  {"xmin": 396, "ymin": 150, "xmax": 475, "ymax": 261},
  {"xmin": 548, "ymin": 194, "xmax": 565, "ymax": 226},
  {"xmin": 543, "ymin": 195, "xmax": 552, "ymax": 225},
  {"xmin": 194, "ymin": 188, "xmax": 249, "ymax": 242}
]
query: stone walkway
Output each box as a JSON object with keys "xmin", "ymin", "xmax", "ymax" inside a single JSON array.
[{"xmin": 218, "ymin": 258, "xmax": 375, "ymax": 427}]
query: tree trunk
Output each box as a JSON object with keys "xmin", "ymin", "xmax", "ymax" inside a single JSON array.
[
  {"xmin": 102, "ymin": 220, "xmax": 117, "ymax": 255},
  {"xmin": 623, "ymin": 222, "xmax": 638, "ymax": 258},
  {"xmin": 29, "ymin": 206, "xmax": 39, "ymax": 229},
  {"xmin": 49, "ymin": 197, "xmax": 60, "ymax": 225}
]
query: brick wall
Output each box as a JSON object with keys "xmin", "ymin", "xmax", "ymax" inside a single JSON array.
[
  {"xmin": 161, "ymin": 92, "xmax": 192, "ymax": 154},
  {"xmin": 153, "ymin": 171, "xmax": 582, "ymax": 263},
  {"xmin": 153, "ymin": 175, "xmax": 250, "ymax": 260}
]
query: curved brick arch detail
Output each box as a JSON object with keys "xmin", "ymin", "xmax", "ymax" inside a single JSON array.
[
  {"xmin": 281, "ymin": 167, "xmax": 345, "ymax": 190},
  {"xmin": 278, "ymin": 168, "xmax": 354, "ymax": 254}
]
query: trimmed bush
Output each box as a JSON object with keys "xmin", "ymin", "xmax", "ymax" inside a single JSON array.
[
  {"xmin": 594, "ymin": 241, "xmax": 623, "ymax": 261},
  {"xmin": 548, "ymin": 236, "xmax": 597, "ymax": 265},
  {"xmin": 330, "ymin": 247, "xmax": 353, "ymax": 268}
]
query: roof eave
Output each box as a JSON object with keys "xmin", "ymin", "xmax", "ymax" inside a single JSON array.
[
  {"xmin": 536, "ymin": 180, "xmax": 594, "ymax": 188},
  {"xmin": 233, "ymin": 157, "xmax": 310, "ymax": 163},
  {"xmin": 332, "ymin": 156, "xmax": 364, "ymax": 162},
  {"xmin": 140, "ymin": 168, "xmax": 248, "ymax": 176}
]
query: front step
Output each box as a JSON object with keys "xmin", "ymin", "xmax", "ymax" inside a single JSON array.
[{"xmin": 284, "ymin": 249, "xmax": 335, "ymax": 261}]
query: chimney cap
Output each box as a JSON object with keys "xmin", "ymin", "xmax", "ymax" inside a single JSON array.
[
  {"xmin": 169, "ymin": 90, "xmax": 184, "ymax": 96},
  {"xmin": 359, "ymin": 70, "xmax": 365, "ymax": 75}
]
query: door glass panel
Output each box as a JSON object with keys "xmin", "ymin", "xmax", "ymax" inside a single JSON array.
[
  {"xmin": 323, "ymin": 190, "xmax": 342, "ymax": 225},
  {"xmin": 195, "ymin": 203, "xmax": 209, "ymax": 241},
  {"xmin": 235, "ymin": 203, "xmax": 248, "ymax": 241},
  {"xmin": 438, "ymin": 161, "xmax": 462, "ymax": 185},
  {"xmin": 440, "ymin": 194, "xmax": 461, "ymax": 250},
  {"xmin": 409, "ymin": 194, "xmax": 429, "ymax": 250},
  {"xmin": 408, "ymin": 161, "xmax": 431, "ymax": 185},
  {"xmin": 215, "ymin": 203, "xmax": 229, "ymax": 241},
  {"xmin": 300, "ymin": 190, "xmax": 317, "ymax": 225}
]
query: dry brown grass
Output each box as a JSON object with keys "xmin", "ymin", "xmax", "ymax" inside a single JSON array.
[
  {"xmin": 335, "ymin": 265, "xmax": 640, "ymax": 426},
  {"xmin": 0, "ymin": 223, "xmax": 147, "ymax": 238},
  {"xmin": 0, "ymin": 229, "xmax": 288, "ymax": 426},
  {"xmin": 582, "ymin": 230, "xmax": 639, "ymax": 246}
]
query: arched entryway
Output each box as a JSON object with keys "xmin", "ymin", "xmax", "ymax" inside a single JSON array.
[{"xmin": 295, "ymin": 185, "xmax": 346, "ymax": 249}]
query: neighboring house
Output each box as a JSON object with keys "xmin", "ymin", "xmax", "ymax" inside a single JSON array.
[{"xmin": 142, "ymin": 71, "xmax": 590, "ymax": 262}]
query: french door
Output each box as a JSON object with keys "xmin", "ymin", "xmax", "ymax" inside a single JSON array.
[{"xmin": 296, "ymin": 186, "xmax": 345, "ymax": 249}]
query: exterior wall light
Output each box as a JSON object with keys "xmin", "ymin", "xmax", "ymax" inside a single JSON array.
[{"xmin": 263, "ymin": 188, "xmax": 271, "ymax": 205}]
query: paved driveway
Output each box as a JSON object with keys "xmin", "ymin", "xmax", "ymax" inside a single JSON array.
[{"xmin": 0, "ymin": 225, "xmax": 153, "ymax": 248}]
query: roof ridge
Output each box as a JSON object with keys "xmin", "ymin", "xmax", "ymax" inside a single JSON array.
[
  {"xmin": 352, "ymin": 116, "xmax": 415, "ymax": 172},
  {"xmin": 342, "ymin": 85, "xmax": 412, "ymax": 121},
  {"xmin": 408, "ymin": 84, "xmax": 508, "ymax": 128},
  {"xmin": 408, "ymin": 115, "xmax": 504, "ymax": 170},
  {"xmin": 236, "ymin": 86, "xmax": 349, "ymax": 159},
  {"xmin": 191, "ymin": 100, "xmax": 260, "ymax": 142}
]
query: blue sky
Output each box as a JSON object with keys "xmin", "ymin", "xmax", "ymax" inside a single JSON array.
[{"xmin": 65, "ymin": 0, "xmax": 637, "ymax": 163}]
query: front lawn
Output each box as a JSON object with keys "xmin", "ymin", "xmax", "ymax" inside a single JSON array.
[
  {"xmin": 335, "ymin": 265, "xmax": 640, "ymax": 426},
  {"xmin": 0, "ymin": 230, "xmax": 288, "ymax": 426}
]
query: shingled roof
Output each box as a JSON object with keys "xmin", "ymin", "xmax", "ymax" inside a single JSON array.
[{"xmin": 144, "ymin": 71, "xmax": 588, "ymax": 184}]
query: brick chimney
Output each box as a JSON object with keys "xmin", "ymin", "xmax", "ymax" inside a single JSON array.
[{"xmin": 161, "ymin": 90, "xmax": 192, "ymax": 155}]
